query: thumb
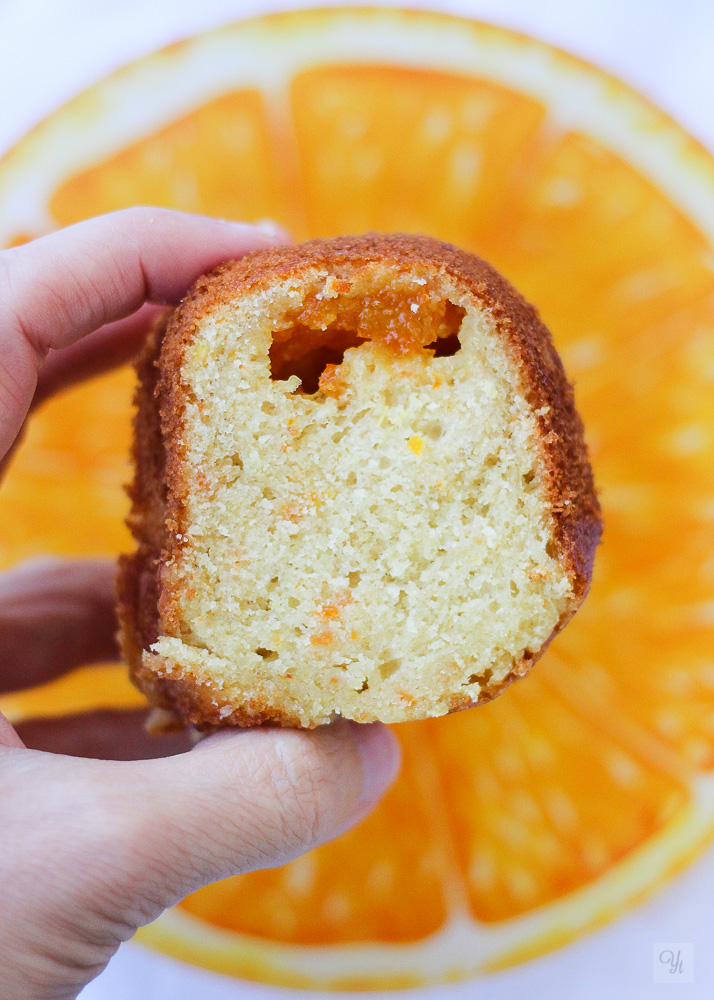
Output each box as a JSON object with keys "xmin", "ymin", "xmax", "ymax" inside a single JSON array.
[
  {"xmin": 0, "ymin": 719, "xmax": 399, "ymax": 996},
  {"xmin": 119, "ymin": 720, "xmax": 400, "ymax": 917}
]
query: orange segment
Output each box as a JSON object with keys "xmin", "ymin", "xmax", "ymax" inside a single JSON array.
[
  {"xmin": 0, "ymin": 369, "xmax": 133, "ymax": 568},
  {"xmin": 290, "ymin": 65, "xmax": 546, "ymax": 244},
  {"xmin": 49, "ymin": 91, "xmax": 292, "ymax": 230},
  {"xmin": 430, "ymin": 675, "xmax": 687, "ymax": 922},
  {"xmin": 180, "ymin": 723, "xmax": 452, "ymax": 943},
  {"xmin": 0, "ymin": 664, "xmax": 145, "ymax": 723},
  {"xmin": 553, "ymin": 623, "xmax": 714, "ymax": 772},
  {"xmin": 5, "ymin": 232, "xmax": 34, "ymax": 248},
  {"xmin": 477, "ymin": 131, "xmax": 714, "ymax": 346},
  {"xmin": 478, "ymin": 128, "xmax": 714, "ymax": 779}
]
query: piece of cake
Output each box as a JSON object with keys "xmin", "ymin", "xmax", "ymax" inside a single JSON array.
[{"xmin": 117, "ymin": 233, "xmax": 601, "ymax": 728}]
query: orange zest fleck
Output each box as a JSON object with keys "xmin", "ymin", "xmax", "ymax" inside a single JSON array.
[{"xmin": 310, "ymin": 630, "xmax": 334, "ymax": 646}]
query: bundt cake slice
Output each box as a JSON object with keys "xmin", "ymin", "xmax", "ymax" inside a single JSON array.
[{"xmin": 118, "ymin": 233, "xmax": 600, "ymax": 727}]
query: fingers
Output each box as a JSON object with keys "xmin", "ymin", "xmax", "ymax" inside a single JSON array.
[
  {"xmin": 14, "ymin": 708, "xmax": 194, "ymax": 760},
  {"xmin": 32, "ymin": 304, "xmax": 163, "ymax": 408},
  {"xmin": 2, "ymin": 306, "xmax": 159, "ymax": 480},
  {"xmin": 0, "ymin": 208, "xmax": 288, "ymax": 458},
  {"xmin": 0, "ymin": 558, "xmax": 118, "ymax": 693},
  {"xmin": 2, "ymin": 209, "xmax": 287, "ymax": 348},
  {"xmin": 0, "ymin": 721, "xmax": 399, "ymax": 996},
  {"xmin": 130, "ymin": 722, "xmax": 400, "ymax": 890}
]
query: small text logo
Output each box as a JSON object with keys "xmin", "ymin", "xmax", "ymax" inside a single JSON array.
[{"xmin": 653, "ymin": 943, "xmax": 694, "ymax": 984}]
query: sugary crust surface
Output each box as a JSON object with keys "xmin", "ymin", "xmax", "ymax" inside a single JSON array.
[{"xmin": 117, "ymin": 233, "xmax": 601, "ymax": 728}]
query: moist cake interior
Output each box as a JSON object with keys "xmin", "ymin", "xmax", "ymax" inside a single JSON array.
[{"xmin": 147, "ymin": 263, "xmax": 574, "ymax": 725}]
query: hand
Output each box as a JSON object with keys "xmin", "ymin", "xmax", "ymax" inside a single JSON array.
[{"xmin": 0, "ymin": 209, "xmax": 400, "ymax": 1000}]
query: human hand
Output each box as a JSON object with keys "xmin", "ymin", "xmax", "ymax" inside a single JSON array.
[{"xmin": 0, "ymin": 209, "xmax": 401, "ymax": 1000}]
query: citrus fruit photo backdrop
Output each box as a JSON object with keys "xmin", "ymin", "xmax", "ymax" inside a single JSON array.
[{"xmin": 1, "ymin": 6, "xmax": 714, "ymax": 991}]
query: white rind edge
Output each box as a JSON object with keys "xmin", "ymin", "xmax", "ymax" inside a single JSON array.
[
  {"xmin": 1, "ymin": 10, "xmax": 714, "ymax": 242},
  {"xmin": 138, "ymin": 775, "xmax": 714, "ymax": 986}
]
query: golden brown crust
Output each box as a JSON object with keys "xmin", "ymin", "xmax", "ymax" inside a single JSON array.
[
  {"xmin": 137, "ymin": 657, "xmax": 310, "ymax": 729},
  {"xmin": 117, "ymin": 233, "xmax": 601, "ymax": 727},
  {"xmin": 116, "ymin": 312, "xmax": 172, "ymax": 706}
]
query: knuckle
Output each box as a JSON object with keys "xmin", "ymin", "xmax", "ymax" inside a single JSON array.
[
  {"xmin": 137, "ymin": 730, "xmax": 358, "ymax": 883},
  {"xmin": 261, "ymin": 733, "xmax": 343, "ymax": 853},
  {"xmin": 121, "ymin": 204, "xmax": 169, "ymax": 232},
  {"xmin": 0, "ymin": 250, "xmax": 33, "ymax": 343},
  {"xmin": 120, "ymin": 204, "xmax": 153, "ymax": 226}
]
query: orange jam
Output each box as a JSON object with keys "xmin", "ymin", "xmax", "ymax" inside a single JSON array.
[{"xmin": 269, "ymin": 278, "xmax": 464, "ymax": 393}]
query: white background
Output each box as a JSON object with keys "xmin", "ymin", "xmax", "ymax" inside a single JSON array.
[
  {"xmin": 1, "ymin": 1, "xmax": 714, "ymax": 998},
  {"xmin": 1, "ymin": 0, "xmax": 714, "ymax": 159}
]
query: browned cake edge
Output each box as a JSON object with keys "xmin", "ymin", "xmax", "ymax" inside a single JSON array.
[{"xmin": 117, "ymin": 233, "xmax": 602, "ymax": 728}]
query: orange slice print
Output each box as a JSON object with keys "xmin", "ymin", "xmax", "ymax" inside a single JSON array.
[{"xmin": 1, "ymin": 8, "xmax": 714, "ymax": 989}]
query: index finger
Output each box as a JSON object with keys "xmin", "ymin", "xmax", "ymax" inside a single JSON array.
[{"xmin": 0, "ymin": 207, "xmax": 287, "ymax": 458}]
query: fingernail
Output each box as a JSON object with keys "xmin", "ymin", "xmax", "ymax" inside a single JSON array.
[
  {"xmin": 350, "ymin": 722, "xmax": 401, "ymax": 812},
  {"xmin": 216, "ymin": 217, "xmax": 291, "ymax": 243},
  {"xmin": 253, "ymin": 218, "xmax": 291, "ymax": 242}
]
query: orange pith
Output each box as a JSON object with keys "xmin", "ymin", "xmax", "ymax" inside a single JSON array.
[
  {"xmin": 1, "ymin": 8, "xmax": 714, "ymax": 988},
  {"xmin": 49, "ymin": 91, "xmax": 291, "ymax": 232}
]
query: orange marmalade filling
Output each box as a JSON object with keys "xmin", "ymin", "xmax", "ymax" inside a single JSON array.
[{"xmin": 269, "ymin": 279, "xmax": 464, "ymax": 394}]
